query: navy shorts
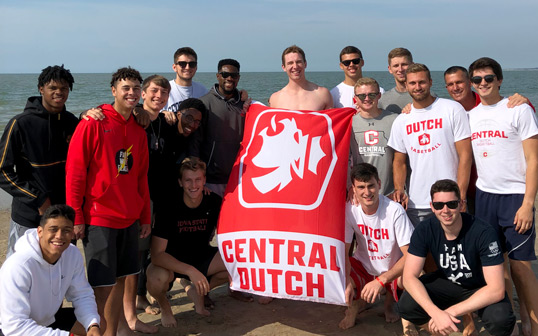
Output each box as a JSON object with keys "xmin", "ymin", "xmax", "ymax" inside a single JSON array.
[
  {"xmin": 475, "ymin": 188, "xmax": 536, "ymax": 261},
  {"xmin": 83, "ymin": 222, "xmax": 141, "ymax": 287}
]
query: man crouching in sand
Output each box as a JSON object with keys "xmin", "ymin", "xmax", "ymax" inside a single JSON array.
[
  {"xmin": 340, "ymin": 163, "xmax": 414, "ymax": 330},
  {"xmin": 146, "ymin": 157, "xmax": 229, "ymax": 327}
]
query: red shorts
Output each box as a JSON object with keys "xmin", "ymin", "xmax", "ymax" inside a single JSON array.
[{"xmin": 349, "ymin": 257, "xmax": 400, "ymax": 302}]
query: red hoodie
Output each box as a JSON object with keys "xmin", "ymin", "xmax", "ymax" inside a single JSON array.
[{"xmin": 66, "ymin": 104, "xmax": 150, "ymax": 228}]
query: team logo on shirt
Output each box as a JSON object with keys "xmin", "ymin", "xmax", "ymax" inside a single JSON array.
[
  {"xmin": 418, "ymin": 133, "xmax": 430, "ymax": 145},
  {"xmin": 116, "ymin": 145, "xmax": 133, "ymax": 176},
  {"xmin": 488, "ymin": 241, "xmax": 500, "ymax": 257},
  {"xmin": 364, "ymin": 130, "xmax": 380, "ymax": 145},
  {"xmin": 367, "ymin": 240, "xmax": 378, "ymax": 252}
]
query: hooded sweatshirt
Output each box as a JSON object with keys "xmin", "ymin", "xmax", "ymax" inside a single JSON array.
[
  {"xmin": 0, "ymin": 229, "xmax": 99, "ymax": 336},
  {"xmin": 193, "ymin": 84, "xmax": 245, "ymax": 184},
  {"xmin": 65, "ymin": 104, "xmax": 150, "ymax": 228},
  {"xmin": 0, "ymin": 97, "xmax": 79, "ymax": 228}
]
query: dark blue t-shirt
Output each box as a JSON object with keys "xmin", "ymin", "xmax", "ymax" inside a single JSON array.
[{"xmin": 408, "ymin": 213, "xmax": 503, "ymax": 289}]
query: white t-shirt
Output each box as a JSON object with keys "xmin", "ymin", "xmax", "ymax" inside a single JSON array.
[
  {"xmin": 345, "ymin": 195, "xmax": 413, "ymax": 276},
  {"xmin": 162, "ymin": 80, "xmax": 208, "ymax": 112},
  {"xmin": 388, "ymin": 97, "xmax": 471, "ymax": 208},
  {"xmin": 469, "ymin": 98, "xmax": 538, "ymax": 194},
  {"xmin": 330, "ymin": 82, "xmax": 384, "ymax": 108}
]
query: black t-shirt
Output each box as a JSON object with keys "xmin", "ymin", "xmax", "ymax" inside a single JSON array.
[
  {"xmin": 146, "ymin": 114, "xmax": 188, "ymax": 208},
  {"xmin": 153, "ymin": 190, "xmax": 222, "ymax": 265},
  {"xmin": 408, "ymin": 213, "xmax": 503, "ymax": 289}
]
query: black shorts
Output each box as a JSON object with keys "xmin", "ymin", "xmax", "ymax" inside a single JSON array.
[
  {"xmin": 169, "ymin": 246, "xmax": 219, "ymax": 289},
  {"xmin": 398, "ymin": 272, "xmax": 515, "ymax": 336},
  {"xmin": 48, "ymin": 307, "xmax": 77, "ymax": 332},
  {"xmin": 83, "ymin": 222, "xmax": 140, "ymax": 287}
]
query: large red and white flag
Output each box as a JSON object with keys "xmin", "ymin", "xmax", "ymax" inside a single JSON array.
[{"xmin": 218, "ymin": 103, "xmax": 355, "ymax": 305}]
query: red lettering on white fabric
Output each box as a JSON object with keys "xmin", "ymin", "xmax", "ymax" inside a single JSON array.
[
  {"xmin": 236, "ymin": 239, "xmax": 247, "ymax": 262},
  {"xmin": 308, "ymin": 243, "xmax": 327, "ymax": 269},
  {"xmin": 222, "ymin": 240, "xmax": 234, "ymax": 262},
  {"xmin": 267, "ymin": 269, "xmax": 283, "ymax": 293},
  {"xmin": 288, "ymin": 240, "xmax": 306, "ymax": 266},
  {"xmin": 250, "ymin": 238, "xmax": 266, "ymax": 263},
  {"xmin": 306, "ymin": 273, "xmax": 324, "ymax": 297},
  {"xmin": 286, "ymin": 271, "xmax": 303, "ymax": 295},
  {"xmin": 406, "ymin": 119, "xmax": 443, "ymax": 135},
  {"xmin": 269, "ymin": 239, "xmax": 285, "ymax": 263}
]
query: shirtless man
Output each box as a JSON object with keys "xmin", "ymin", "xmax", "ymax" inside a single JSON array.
[{"xmin": 269, "ymin": 45, "xmax": 333, "ymax": 111}]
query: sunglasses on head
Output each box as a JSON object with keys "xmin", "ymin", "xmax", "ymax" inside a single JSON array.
[
  {"xmin": 219, "ymin": 71, "xmax": 240, "ymax": 79},
  {"xmin": 176, "ymin": 61, "xmax": 197, "ymax": 68},
  {"xmin": 341, "ymin": 58, "xmax": 362, "ymax": 67},
  {"xmin": 432, "ymin": 200, "xmax": 459, "ymax": 210},
  {"xmin": 470, "ymin": 74, "xmax": 495, "ymax": 85},
  {"xmin": 355, "ymin": 93, "xmax": 379, "ymax": 101}
]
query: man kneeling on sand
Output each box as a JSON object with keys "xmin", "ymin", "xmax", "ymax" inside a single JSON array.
[
  {"xmin": 340, "ymin": 163, "xmax": 414, "ymax": 330},
  {"xmin": 0, "ymin": 205, "xmax": 100, "ymax": 336},
  {"xmin": 146, "ymin": 157, "xmax": 230, "ymax": 327}
]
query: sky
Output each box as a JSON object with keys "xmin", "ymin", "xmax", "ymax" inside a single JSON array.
[{"xmin": 1, "ymin": 0, "xmax": 537, "ymax": 73}]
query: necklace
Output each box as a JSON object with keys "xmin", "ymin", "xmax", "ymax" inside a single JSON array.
[{"xmin": 149, "ymin": 117, "xmax": 161, "ymax": 151}]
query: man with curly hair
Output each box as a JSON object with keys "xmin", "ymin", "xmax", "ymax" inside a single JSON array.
[{"xmin": 66, "ymin": 67, "xmax": 151, "ymax": 336}]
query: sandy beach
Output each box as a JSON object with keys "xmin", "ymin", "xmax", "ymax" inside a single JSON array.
[{"xmin": 0, "ymin": 190, "xmax": 536, "ymax": 336}]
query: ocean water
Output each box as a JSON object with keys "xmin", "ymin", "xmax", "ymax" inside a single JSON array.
[{"xmin": 1, "ymin": 70, "xmax": 537, "ymax": 132}]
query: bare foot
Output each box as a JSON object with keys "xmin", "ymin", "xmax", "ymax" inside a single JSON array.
[
  {"xmin": 136, "ymin": 295, "xmax": 160, "ymax": 315},
  {"xmin": 257, "ymin": 296, "xmax": 274, "ymax": 304},
  {"xmin": 401, "ymin": 319, "xmax": 419, "ymax": 336},
  {"xmin": 462, "ymin": 313, "xmax": 478, "ymax": 336},
  {"xmin": 194, "ymin": 304, "xmax": 211, "ymax": 317},
  {"xmin": 229, "ymin": 289, "xmax": 254, "ymax": 302},
  {"xmin": 384, "ymin": 305, "xmax": 400, "ymax": 323},
  {"xmin": 339, "ymin": 299, "xmax": 362, "ymax": 330},
  {"xmin": 204, "ymin": 294, "xmax": 215, "ymax": 309},
  {"xmin": 128, "ymin": 319, "xmax": 158, "ymax": 334},
  {"xmin": 161, "ymin": 309, "xmax": 178, "ymax": 328}
]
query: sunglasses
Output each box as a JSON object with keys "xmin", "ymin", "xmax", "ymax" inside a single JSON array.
[
  {"xmin": 182, "ymin": 113, "xmax": 201, "ymax": 127},
  {"xmin": 341, "ymin": 58, "xmax": 362, "ymax": 66},
  {"xmin": 432, "ymin": 200, "xmax": 459, "ymax": 210},
  {"xmin": 176, "ymin": 61, "xmax": 197, "ymax": 68},
  {"xmin": 470, "ymin": 74, "xmax": 495, "ymax": 85},
  {"xmin": 218, "ymin": 71, "xmax": 240, "ymax": 79},
  {"xmin": 355, "ymin": 93, "xmax": 379, "ymax": 101}
]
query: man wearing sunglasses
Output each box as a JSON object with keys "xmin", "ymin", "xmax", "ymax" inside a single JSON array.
[
  {"xmin": 468, "ymin": 57, "xmax": 538, "ymax": 336},
  {"xmin": 269, "ymin": 45, "xmax": 333, "ymax": 111},
  {"xmin": 190, "ymin": 59, "xmax": 244, "ymax": 197},
  {"xmin": 378, "ymin": 48, "xmax": 414, "ymax": 114},
  {"xmin": 162, "ymin": 47, "xmax": 208, "ymax": 113},
  {"xmin": 398, "ymin": 179, "xmax": 515, "ymax": 336},
  {"xmin": 350, "ymin": 78, "xmax": 397, "ymax": 196},
  {"xmin": 330, "ymin": 46, "xmax": 384, "ymax": 108},
  {"xmin": 388, "ymin": 63, "xmax": 472, "ymax": 227}
]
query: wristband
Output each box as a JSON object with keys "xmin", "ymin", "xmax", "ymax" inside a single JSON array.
[
  {"xmin": 375, "ymin": 276, "xmax": 385, "ymax": 287},
  {"xmin": 87, "ymin": 324, "xmax": 99, "ymax": 331}
]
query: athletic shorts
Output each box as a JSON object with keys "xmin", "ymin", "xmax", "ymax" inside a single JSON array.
[
  {"xmin": 475, "ymin": 188, "xmax": 536, "ymax": 261},
  {"xmin": 48, "ymin": 307, "xmax": 77, "ymax": 332},
  {"xmin": 349, "ymin": 257, "xmax": 400, "ymax": 302},
  {"xmin": 83, "ymin": 222, "xmax": 141, "ymax": 287},
  {"xmin": 398, "ymin": 272, "xmax": 515, "ymax": 336},
  {"xmin": 169, "ymin": 246, "xmax": 219, "ymax": 289},
  {"xmin": 406, "ymin": 208, "xmax": 433, "ymax": 227}
]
